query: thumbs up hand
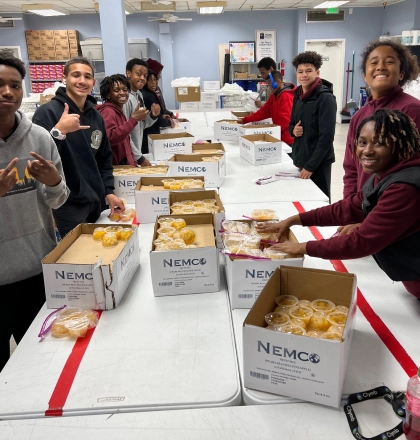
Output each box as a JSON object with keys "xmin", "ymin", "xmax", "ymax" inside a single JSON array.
[
  {"xmin": 54, "ymin": 103, "xmax": 90, "ymax": 135},
  {"xmin": 293, "ymin": 120, "xmax": 303, "ymax": 137}
]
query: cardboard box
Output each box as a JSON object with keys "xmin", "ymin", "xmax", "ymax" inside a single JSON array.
[
  {"xmin": 239, "ymin": 124, "xmax": 281, "ymax": 139},
  {"xmin": 160, "ymin": 118, "xmax": 191, "ymax": 135},
  {"xmin": 224, "ymin": 226, "xmax": 303, "ymax": 309},
  {"xmin": 55, "ymin": 40, "xmax": 70, "ymax": 50},
  {"xmin": 134, "ymin": 176, "xmax": 205, "ymax": 224},
  {"xmin": 192, "ymin": 142, "xmax": 225, "ymax": 155},
  {"xmin": 240, "ymin": 134, "xmax": 282, "ymax": 165},
  {"xmin": 69, "ymin": 49, "xmax": 80, "ymax": 58},
  {"xmin": 200, "ymin": 91, "xmax": 220, "ymax": 102},
  {"xmin": 42, "ymin": 51, "xmax": 56, "ymax": 61},
  {"xmin": 26, "ymin": 30, "xmax": 41, "ymax": 43},
  {"xmin": 179, "ymin": 102, "xmax": 199, "ymax": 111},
  {"xmin": 40, "ymin": 94, "xmax": 56, "ymax": 104},
  {"xmin": 203, "ymin": 80, "xmax": 220, "ymax": 90},
  {"xmin": 42, "ymin": 224, "xmax": 140, "ymax": 310},
  {"xmin": 27, "ymin": 42, "xmax": 42, "ymax": 52},
  {"xmin": 67, "ymin": 30, "xmax": 79, "ymax": 41},
  {"xmin": 234, "ymin": 72, "xmax": 249, "ymax": 80},
  {"xmin": 113, "ymin": 165, "xmax": 168, "ymax": 203},
  {"xmin": 40, "ymin": 30, "xmax": 54, "ymax": 38},
  {"xmin": 214, "ymin": 120, "xmax": 241, "ymax": 142},
  {"xmin": 175, "ymin": 86, "xmax": 201, "ymax": 102},
  {"xmin": 148, "ymin": 132, "xmax": 194, "ymax": 161},
  {"xmin": 231, "ymin": 112, "xmax": 273, "ymax": 125},
  {"xmin": 169, "ymin": 190, "xmax": 225, "ymax": 246},
  {"xmin": 199, "ymin": 102, "xmax": 218, "ymax": 110},
  {"xmin": 243, "ymin": 266, "xmax": 357, "ymax": 408},
  {"xmin": 150, "ymin": 213, "xmax": 220, "ymax": 296},
  {"xmin": 28, "ymin": 50, "xmax": 43, "ymax": 61},
  {"xmin": 54, "ymin": 30, "xmax": 68, "ymax": 41},
  {"xmin": 55, "ymin": 49, "xmax": 70, "ymax": 60},
  {"xmin": 167, "ymin": 148, "xmax": 226, "ymax": 188},
  {"xmin": 41, "ymin": 43, "xmax": 56, "ymax": 52}
]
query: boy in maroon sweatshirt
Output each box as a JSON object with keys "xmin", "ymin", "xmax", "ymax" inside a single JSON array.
[{"xmin": 257, "ymin": 109, "xmax": 420, "ymax": 298}]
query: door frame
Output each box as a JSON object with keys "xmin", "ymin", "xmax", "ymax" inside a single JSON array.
[{"xmin": 304, "ymin": 39, "xmax": 345, "ymax": 123}]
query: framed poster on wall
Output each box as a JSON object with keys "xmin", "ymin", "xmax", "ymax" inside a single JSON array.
[
  {"xmin": 229, "ymin": 41, "xmax": 255, "ymax": 63},
  {"xmin": 255, "ymin": 30, "xmax": 276, "ymax": 61}
]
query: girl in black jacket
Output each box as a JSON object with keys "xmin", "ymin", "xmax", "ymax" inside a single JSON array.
[
  {"xmin": 142, "ymin": 70, "xmax": 173, "ymax": 153},
  {"xmin": 288, "ymin": 51, "xmax": 336, "ymax": 202}
]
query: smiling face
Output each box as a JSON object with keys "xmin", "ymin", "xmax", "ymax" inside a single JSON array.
[
  {"xmin": 107, "ymin": 81, "xmax": 129, "ymax": 109},
  {"xmin": 0, "ymin": 64, "xmax": 23, "ymax": 118},
  {"xmin": 296, "ymin": 63, "xmax": 319, "ymax": 92},
  {"xmin": 364, "ymin": 45, "xmax": 404, "ymax": 99},
  {"xmin": 356, "ymin": 121, "xmax": 397, "ymax": 178},
  {"xmin": 147, "ymin": 74, "xmax": 158, "ymax": 92},
  {"xmin": 126, "ymin": 64, "xmax": 148, "ymax": 92},
  {"xmin": 64, "ymin": 63, "xmax": 95, "ymax": 104}
]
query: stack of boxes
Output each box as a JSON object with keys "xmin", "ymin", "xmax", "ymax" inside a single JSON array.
[{"xmin": 199, "ymin": 80, "xmax": 221, "ymax": 111}]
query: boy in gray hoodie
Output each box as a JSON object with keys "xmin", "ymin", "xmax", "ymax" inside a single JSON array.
[{"xmin": 0, "ymin": 53, "xmax": 69, "ymax": 371}]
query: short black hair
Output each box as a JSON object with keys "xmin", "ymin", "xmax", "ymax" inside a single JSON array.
[
  {"xmin": 355, "ymin": 108, "xmax": 420, "ymax": 161},
  {"xmin": 64, "ymin": 56, "xmax": 94, "ymax": 77},
  {"xmin": 126, "ymin": 58, "xmax": 147, "ymax": 72},
  {"xmin": 257, "ymin": 57, "xmax": 276, "ymax": 70},
  {"xmin": 360, "ymin": 40, "xmax": 419, "ymax": 87},
  {"xmin": 0, "ymin": 51, "xmax": 26, "ymax": 79},
  {"xmin": 271, "ymin": 70, "xmax": 283, "ymax": 82},
  {"xmin": 99, "ymin": 74, "xmax": 130, "ymax": 102},
  {"xmin": 292, "ymin": 51, "xmax": 323, "ymax": 70}
]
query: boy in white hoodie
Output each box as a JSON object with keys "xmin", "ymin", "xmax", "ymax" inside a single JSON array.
[{"xmin": 0, "ymin": 53, "xmax": 69, "ymax": 371}]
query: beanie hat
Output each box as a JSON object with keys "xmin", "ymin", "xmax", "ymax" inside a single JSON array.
[{"xmin": 146, "ymin": 58, "xmax": 164, "ymax": 74}]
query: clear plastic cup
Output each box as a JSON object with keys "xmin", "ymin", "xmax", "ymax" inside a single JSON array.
[
  {"xmin": 290, "ymin": 317, "xmax": 307, "ymax": 330},
  {"xmin": 263, "ymin": 248, "xmax": 288, "ymax": 260},
  {"xmin": 102, "ymin": 232, "xmax": 119, "ymax": 247},
  {"xmin": 179, "ymin": 228, "xmax": 196, "ymax": 245},
  {"xmin": 265, "ymin": 312, "xmax": 290, "ymax": 327},
  {"xmin": 321, "ymin": 332, "xmax": 342, "ymax": 342},
  {"xmin": 306, "ymin": 330, "xmax": 325, "ymax": 338},
  {"xmin": 274, "ymin": 305, "xmax": 292, "ymax": 314},
  {"xmin": 329, "ymin": 324, "xmax": 345, "ymax": 335},
  {"xmin": 157, "ymin": 226, "xmax": 176, "ymax": 237},
  {"xmin": 92, "ymin": 227, "xmax": 106, "ymax": 241},
  {"xmin": 327, "ymin": 311, "xmax": 347, "ymax": 326},
  {"xmin": 297, "ymin": 299, "xmax": 312, "ymax": 308},
  {"xmin": 157, "ymin": 217, "xmax": 174, "ymax": 226},
  {"xmin": 279, "ymin": 324, "xmax": 306, "ymax": 336},
  {"xmin": 105, "ymin": 226, "xmax": 123, "ymax": 240},
  {"xmin": 334, "ymin": 305, "xmax": 349, "ymax": 315},
  {"xmin": 120, "ymin": 227, "xmax": 134, "ymax": 241},
  {"xmin": 250, "ymin": 209, "xmax": 276, "ymax": 220},
  {"xmin": 288, "ymin": 305, "xmax": 314, "ymax": 326},
  {"xmin": 161, "ymin": 179, "xmax": 175, "ymax": 189},
  {"xmin": 308, "ymin": 311, "xmax": 331, "ymax": 332},
  {"xmin": 311, "ymin": 299, "xmax": 336, "ymax": 313},
  {"xmin": 275, "ymin": 295, "xmax": 299, "ymax": 308}
]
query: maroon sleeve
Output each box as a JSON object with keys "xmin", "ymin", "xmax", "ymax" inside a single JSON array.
[
  {"xmin": 101, "ymin": 108, "xmax": 138, "ymax": 145},
  {"xmin": 342, "ymin": 116, "xmax": 359, "ymax": 199},
  {"xmin": 305, "ymin": 183, "xmax": 420, "ymax": 260},
  {"xmin": 242, "ymin": 94, "xmax": 273, "ymax": 124}
]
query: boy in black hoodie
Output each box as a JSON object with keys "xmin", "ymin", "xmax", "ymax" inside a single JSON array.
[
  {"xmin": 289, "ymin": 51, "xmax": 336, "ymax": 202},
  {"xmin": 33, "ymin": 57, "xmax": 124, "ymax": 237}
]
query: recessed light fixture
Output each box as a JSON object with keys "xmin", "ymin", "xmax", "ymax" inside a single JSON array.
[
  {"xmin": 197, "ymin": 1, "xmax": 226, "ymax": 14},
  {"xmin": 313, "ymin": 1, "xmax": 349, "ymax": 8},
  {"xmin": 22, "ymin": 4, "xmax": 69, "ymax": 16}
]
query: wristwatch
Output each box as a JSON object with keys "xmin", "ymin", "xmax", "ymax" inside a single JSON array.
[{"xmin": 50, "ymin": 127, "xmax": 66, "ymax": 140}]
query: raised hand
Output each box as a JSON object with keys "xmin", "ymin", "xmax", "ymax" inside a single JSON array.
[
  {"xmin": 0, "ymin": 158, "xmax": 18, "ymax": 197},
  {"xmin": 132, "ymin": 103, "xmax": 149, "ymax": 122},
  {"xmin": 293, "ymin": 120, "xmax": 303, "ymax": 137},
  {"xmin": 27, "ymin": 152, "xmax": 61, "ymax": 187},
  {"xmin": 151, "ymin": 103, "xmax": 160, "ymax": 117},
  {"xmin": 55, "ymin": 103, "xmax": 90, "ymax": 135}
]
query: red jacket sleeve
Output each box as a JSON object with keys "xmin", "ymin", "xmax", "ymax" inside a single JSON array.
[
  {"xmin": 302, "ymin": 183, "xmax": 420, "ymax": 260},
  {"xmin": 276, "ymin": 92, "xmax": 294, "ymax": 145},
  {"xmin": 101, "ymin": 107, "xmax": 138, "ymax": 145},
  {"xmin": 242, "ymin": 94, "xmax": 273, "ymax": 124}
]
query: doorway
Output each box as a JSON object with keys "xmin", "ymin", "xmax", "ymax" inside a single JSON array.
[{"xmin": 304, "ymin": 39, "xmax": 345, "ymax": 122}]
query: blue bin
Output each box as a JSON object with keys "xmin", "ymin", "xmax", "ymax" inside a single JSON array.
[
  {"xmin": 235, "ymin": 80, "xmax": 248, "ymax": 91},
  {"xmin": 247, "ymin": 81, "xmax": 258, "ymax": 92}
]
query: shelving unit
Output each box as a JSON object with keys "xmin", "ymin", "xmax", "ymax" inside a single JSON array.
[{"xmin": 28, "ymin": 61, "xmax": 66, "ymax": 93}]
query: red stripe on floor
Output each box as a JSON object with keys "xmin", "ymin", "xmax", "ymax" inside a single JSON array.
[
  {"xmin": 45, "ymin": 311, "xmax": 102, "ymax": 417},
  {"xmin": 292, "ymin": 201, "xmax": 417, "ymax": 377}
]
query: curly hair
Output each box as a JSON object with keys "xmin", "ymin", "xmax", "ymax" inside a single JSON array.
[
  {"xmin": 360, "ymin": 40, "xmax": 419, "ymax": 87},
  {"xmin": 355, "ymin": 108, "xmax": 420, "ymax": 161},
  {"xmin": 99, "ymin": 74, "xmax": 130, "ymax": 102},
  {"xmin": 64, "ymin": 56, "xmax": 94, "ymax": 77},
  {"xmin": 292, "ymin": 51, "xmax": 323, "ymax": 70},
  {"xmin": 0, "ymin": 51, "xmax": 26, "ymax": 79}
]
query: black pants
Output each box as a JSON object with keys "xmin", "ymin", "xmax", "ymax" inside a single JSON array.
[
  {"xmin": 310, "ymin": 162, "xmax": 332, "ymax": 203},
  {"xmin": 0, "ymin": 273, "xmax": 46, "ymax": 372},
  {"xmin": 53, "ymin": 200, "xmax": 102, "ymax": 238}
]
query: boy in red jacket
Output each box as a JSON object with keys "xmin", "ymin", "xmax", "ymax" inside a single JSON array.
[{"xmin": 237, "ymin": 70, "xmax": 296, "ymax": 146}]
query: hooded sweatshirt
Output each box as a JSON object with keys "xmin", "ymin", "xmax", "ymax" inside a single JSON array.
[
  {"xmin": 33, "ymin": 87, "xmax": 114, "ymax": 204},
  {"xmin": 288, "ymin": 79, "xmax": 336, "ymax": 171},
  {"xmin": 96, "ymin": 101, "xmax": 137, "ymax": 167},
  {"xmin": 0, "ymin": 111, "xmax": 69, "ymax": 285},
  {"xmin": 343, "ymin": 86, "xmax": 420, "ymax": 198},
  {"xmin": 300, "ymin": 155, "xmax": 420, "ymax": 296},
  {"xmin": 242, "ymin": 83, "xmax": 296, "ymax": 145}
]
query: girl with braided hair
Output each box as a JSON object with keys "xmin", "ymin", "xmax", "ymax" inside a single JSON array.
[{"xmin": 256, "ymin": 109, "xmax": 420, "ymax": 298}]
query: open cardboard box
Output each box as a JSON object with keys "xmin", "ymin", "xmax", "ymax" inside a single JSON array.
[
  {"xmin": 169, "ymin": 189, "xmax": 225, "ymax": 246},
  {"xmin": 231, "ymin": 111, "xmax": 273, "ymax": 125},
  {"xmin": 113, "ymin": 165, "xmax": 168, "ymax": 203},
  {"xmin": 192, "ymin": 142, "xmax": 225, "ymax": 155},
  {"xmin": 42, "ymin": 224, "xmax": 140, "ymax": 310},
  {"xmin": 239, "ymin": 124, "xmax": 281, "ymax": 139},
  {"xmin": 160, "ymin": 118, "xmax": 191, "ymax": 135},
  {"xmin": 134, "ymin": 176, "xmax": 205, "ymax": 224},
  {"xmin": 224, "ymin": 223, "xmax": 303, "ymax": 309},
  {"xmin": 240, "ymin": 133, "xmax": 282, "ymax": 165},
  {"xmin": 214, "ymin": 119, "xmax": 241, "ymax": 142},
  {"xmin": 148, "ymin": 132, "xmax": 194, "ymax": 161},
  {"xmin": 243, "ymin": 266, "xmax": 357, "ymax": 408},
  {"xmin": 150, "ymin": 213, "xmax": 220, "ymax": 296}
]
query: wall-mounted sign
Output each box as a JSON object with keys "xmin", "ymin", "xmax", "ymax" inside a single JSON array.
[
  {"xmin": 255, "ymin": 30, "xmax": 276, "ymax": 61},
  {"xmin": 229, "ymin": 41, "xmax": 255, "ymax": 63}
]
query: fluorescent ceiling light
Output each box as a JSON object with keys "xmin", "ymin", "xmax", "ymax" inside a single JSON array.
[
  {"xmin": 313, "ymin": 1, "xmax": 349, "ymax": 7},
  {"xmin": 22, "ymin": 4, "xmax": 69, "ymax": 16},
  {"xmin": 197, "ymin": 1, "xmax": 226, "ymax": 14}
]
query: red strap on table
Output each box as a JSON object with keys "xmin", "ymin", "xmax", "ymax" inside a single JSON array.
[
  {"xmin": 45, "ymin": 311, "xmax": 102, "ymax": 417},
  {"xmin": 293, "ymin": 201, "xmax": 417, "ymax": 377}
]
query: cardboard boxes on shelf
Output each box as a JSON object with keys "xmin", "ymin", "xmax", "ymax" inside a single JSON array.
[
  {"xmin": 134, "ymin": 176, "xmax": 205, "ymax": 224},
  {"xmin": 240, "ymin": 134, "xmax": 282, "ymax": 165},
  {"xmin": 243, "ymin": 266, "xmax": 357, "ymax": 408},
  {"xmin": 148, "ymin": 132, "xmax": 194, "ymax": 161},
  {"xmin": 42, "ymin": 224, "xmax": 140, "ymax": 310},
  {"xmin": 26, "ymin": 29, "xmax": 80, "ymax": 61},
  {"xmin": 150, "ymin": 213, "xmax": 220, "ymax": 296}
]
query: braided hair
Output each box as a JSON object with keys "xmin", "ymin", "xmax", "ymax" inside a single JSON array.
[
  {"xmin": 99, "ymin": 74, "xmax": 130, "ymax": 102},
  {"xmin": 355, "ymin": 109, "xmax": 420, "ymax": 161}
]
